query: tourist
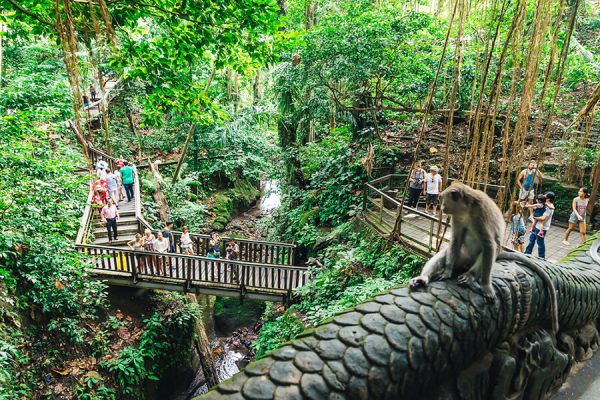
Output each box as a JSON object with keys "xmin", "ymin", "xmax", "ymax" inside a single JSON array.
[
  {"xmin": 180, "ymin": 226, "xmax": 194, "ymax": 255},
  {"xmin": 115, "ymin": 166, "xmax": 125, "ymax": 201},
  {"xmin": 89, "ymin": 84, "xmax": 97, "ymax": 102},
  {"xmin": 162, "ymin": 221, "xmax": 175, "ymax": 253},
  {"xmin": 208, "ymin": 232, "xmax": 221, "ymax": 258},
  {"xmin": 92, "ymin": 177, "xmax": 108, "ymax": 209},
  {"xmin": 424, "ymin": 165, "xmax": 443, "ymax": 215},
  {"xmin": 82, "ymin": 94, "xmax": 89, "ymax": 108},
  {"xmin": 127, "ymin": 233, "xmax": 145, "ymax": 271},
  {"xmin": 96, "ymin": 158, "xmax": 108, "ymax": 171},
  {"xmin": 227, "ymin": 239, "xmax": 239, "ymax": 261},
  {"xmin": 116, "ymin": 155, "xmax": 125, "ymax": 169},
  {"xmin": 406, "ymin": 162, "xmax": 425, "ymax": 210},
  {"xmin": 100, "ymin": 198, "xmax": 119, "ymax": 243},
  {"xmin": 563, "ymin": 187, "xmax": 590, "ymax": 246},
  {"xmin": 516, "ymin": 159, "xmax": 543, "ymax": 219},
  {"xmin": 508, "ymin": 201, "xmax": 525, "ymax": 252},
  {"xmin": 120, "ymin": 161, "xmax": 135, "ymax": 202},
  {"xmin": 153, "ymin": 232, "xmax": 169, "ymax": 274},
  {"xmin": 525, "ymin": 192, "xmax": 555, "ymax": 259},
  {"xmin": 143, "ymin": 229, "xmax": 156, "ymax": 273},
  {"xmin": 524, "ymin": 194, "xmax": 547, "ymax": 238},
  {"xmin": 105, "ymin": 169, "xmax": 119, "ymax": 205},
  {"xmin": 127, "ymin": 233, "xmax": 144, "ymax": 251}
]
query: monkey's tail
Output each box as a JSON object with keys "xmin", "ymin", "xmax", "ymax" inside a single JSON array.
[{"xmin": 498, "ymin": 250, "xmax": 559, "ymax": 334}]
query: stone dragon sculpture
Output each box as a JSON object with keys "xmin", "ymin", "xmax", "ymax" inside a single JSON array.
[{"xmin": 198, "ymin": 236, "xmax": 600, "ymax": 400}]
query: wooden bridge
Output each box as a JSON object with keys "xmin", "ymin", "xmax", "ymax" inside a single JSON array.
[
  {"xmin": 361, "ymin": 174, "xmax": 576, "ymax": 262},
  {"xmin": 75, "ymin": 133, "xmax": 307, "ymax": 303}
]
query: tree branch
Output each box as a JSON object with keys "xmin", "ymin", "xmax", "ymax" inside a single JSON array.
[{"xmin": 4, "ymin": 0, "xmax": 55, "ymax": 27}]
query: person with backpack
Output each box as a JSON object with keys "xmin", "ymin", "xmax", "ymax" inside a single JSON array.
[{"xmin": 406, "ymin": 163, "xmax": 425, "ymax": 210}]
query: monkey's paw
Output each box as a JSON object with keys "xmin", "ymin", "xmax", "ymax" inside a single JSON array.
[
  {"xmin": 457, "ymin": 273, "xmax": 475, "ymax": 285},
  {"xmin": 409, "ymin": 276, "xmax": 429, "ymax": 288}
]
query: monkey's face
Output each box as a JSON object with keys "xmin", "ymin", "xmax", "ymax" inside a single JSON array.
[{"xmin": 439, "ymin": 184, "xmax": 471, "ymax": 215}]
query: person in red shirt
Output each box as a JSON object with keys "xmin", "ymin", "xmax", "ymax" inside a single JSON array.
[{"xmin": 92, "ymin": 178, "xmax": 108, "ymax": 212}]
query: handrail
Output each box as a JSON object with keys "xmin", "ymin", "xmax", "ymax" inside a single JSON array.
[
  {"xmin": 75, "ymin": 178, "xmax": 96, "ymax": 245},
  {"xmin": 76, "ymin": 243, "xmax": 306, "ymax": 271},
  {"xmin": 75, "ymin": 242, "xmax": 308, "ymax": 295}
]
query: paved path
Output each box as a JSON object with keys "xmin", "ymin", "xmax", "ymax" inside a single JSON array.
[{"xmin": 553, "ymin": 351, "xmax": 600, "ymax": 399}]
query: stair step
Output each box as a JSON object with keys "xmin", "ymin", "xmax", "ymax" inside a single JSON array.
[
  {"xmin": 93, "ymin": 233, "xmax": 137, "ymax": 246},
  {"xmin": 94, "ymin": 226, "xmax": 139, "ymax": 238},
  {"xmin": 95, "ymin": 215, "xmax": 138, "ymax": 226}
]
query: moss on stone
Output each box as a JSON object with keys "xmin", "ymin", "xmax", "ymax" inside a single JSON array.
[{"xmin": 209, "ymin": 180, "xmax": 260, "ymax": 230}]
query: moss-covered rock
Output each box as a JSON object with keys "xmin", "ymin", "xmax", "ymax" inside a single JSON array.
[{"xmin": 209, "ymin": 180, "xmax": 260, "ymax": 230}]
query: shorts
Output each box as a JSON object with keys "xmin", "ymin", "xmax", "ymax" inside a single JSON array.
[
  {"xmin": 426, "ymin": 194, "xmax": 439, "ymax": 204},
  {"xmin": 569, "ymin": 212, "xmax": 585, "ymax": 224},
  {"xmin": 512, "ymin": 231, "xmax": 525, "ymax": 245},
  {"xmin": 519, "ymin": 188, "xmax": 535, "ymax": 202},
  {"xmin": 181, "ymin": 244, "xmax": 192, "ymax": 251}
]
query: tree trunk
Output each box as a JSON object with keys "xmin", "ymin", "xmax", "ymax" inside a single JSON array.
[
  {"xmin": 149, "ymin": 160, "xmax": 170, "ymax": 223},
  {"xmin": 570, "ymin": 36, "xmax": 598, "ymax": 67},
  {"xmin": 187, "ymin": 294, "xmax": 219, "ymax": 389},
  {"xmin": 253, "ymin": 70, "xmax": 261, "ymax": 105},
  {"xmin": 126, "ymin": 106, "xmax": 142, "ymax": 161},
  {"xmin": 588, "ymin": 151, "xmax": 600, "ymax": 220},
  {"xmin": 233, "ymin": 72, "xmax": 240, "ymax": 113},
  {"xmin": 172, "ymin": 123, "xmax": 196, "ymax": 185}
]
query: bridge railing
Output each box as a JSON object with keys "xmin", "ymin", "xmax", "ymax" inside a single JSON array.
[
  {"xmin": 75, "ymin": 244, "xmax": 308, "ymax": 293},
  {"xmin": 167, "ymin": 231, "xmax": 296, "ymax": 266},
  {"xmin": 363, "ymin": 174, "xmax": 506, "ymax": 254}
]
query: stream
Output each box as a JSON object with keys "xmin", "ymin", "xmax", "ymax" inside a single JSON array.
[{"xmin": 188, "ymin": 180, "xmax": 281, "ymax": 398}]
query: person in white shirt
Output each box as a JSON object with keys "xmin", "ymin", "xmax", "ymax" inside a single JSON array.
[
  {"xmin": 153, "ymin": 232, "xmax": 169, "ymax": 274},
  {"xmin": 524, "ymin": 192, "xmax": 555, "ymax": 259},
  {"xmin": 180, "ymin": 226, "xmax": 194, "ymax": 255},
  {"xmin": 105, "ymin": 170, "xmax": 119, "ymax": 204},
  {"xmin": 423, "ymin": 165, "xmax": 443, "ymax": 215}
]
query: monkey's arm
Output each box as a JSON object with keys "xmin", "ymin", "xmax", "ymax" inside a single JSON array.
[{"xmin": 410, "ymin": 249, "xmax": 447, "ymax": 288}]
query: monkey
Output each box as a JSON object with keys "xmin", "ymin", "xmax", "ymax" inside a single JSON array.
[{"xmin": 409, "ymin": 181, "xmax": 559, "ymax": 333}]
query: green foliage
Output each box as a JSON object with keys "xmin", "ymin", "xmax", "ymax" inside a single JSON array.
[
  {"xmin": 251, "ymin": 309, "xmax": 306, "ymax": 359},
  {"xmin": 296, "ymin": 225, "xmax": 423, "ymax": 324},
  {"xmin": 100, "ymin": 294, "xmax": 199, "ymax": 398}
]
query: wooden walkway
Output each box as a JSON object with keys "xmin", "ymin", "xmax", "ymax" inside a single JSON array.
[
  {"xmin": 75, "ymin": 108, "xmax": 306, "ymax": 302},
  {"xmin": 362, "ymin": 174, "xmax": 586, "ymax": 262}
]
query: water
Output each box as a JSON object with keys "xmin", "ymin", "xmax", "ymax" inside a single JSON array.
[
  {"xmin": 192, "ymin": 341, "xmax": 243, "ymax": 396},
  {"xmin": 258, "ymin": 180, "xmax": 281, "ymax": 214}
]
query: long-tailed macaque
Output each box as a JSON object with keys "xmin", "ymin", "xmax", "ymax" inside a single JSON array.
[{"xmin": 410, "ymin": 182, "xmax": 558, "ymax": 333}]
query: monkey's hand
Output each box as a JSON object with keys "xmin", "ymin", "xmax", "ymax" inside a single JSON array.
[{"xmin": 409, "ymin": 276, "xmax": 430, "ymax": 288}]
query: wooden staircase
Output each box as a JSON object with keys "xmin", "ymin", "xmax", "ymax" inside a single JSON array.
[{"xmin": 91, "ymin": 199, "xmax": 138, "ymax": 246}]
